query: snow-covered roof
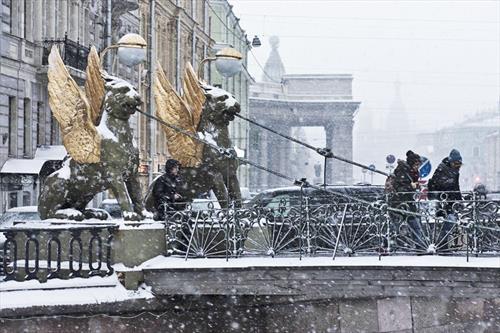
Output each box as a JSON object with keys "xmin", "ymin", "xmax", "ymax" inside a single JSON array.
[
  {"xmin": 34, "ymin": 145, "xmax": 67, "ymax": 160},
  {"xmin": 0, "ymin": 159, "xmax": 49, "ymax": 174},
  {"xmin": 1, "ymin": 146, "xmax": 67, "ymax": 175}
]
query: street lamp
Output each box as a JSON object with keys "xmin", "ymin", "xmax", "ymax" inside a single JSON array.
[
  {"xmin": 198, "ymin": 47, "xmax": 243, "ymax": 79},
  {"xmin": 100, "ymin": 33, "xmax": 147, "ymax": 66}
]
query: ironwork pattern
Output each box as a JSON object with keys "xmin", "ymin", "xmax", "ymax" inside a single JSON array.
[
  {"xmin": 1, "ymin": 225, "xmax": 117, "ymax": 282},
  {"xmin": 164, "ymin": 192, "xmax": 499, "ymax": 259}
]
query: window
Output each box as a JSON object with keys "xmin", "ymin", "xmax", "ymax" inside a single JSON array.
[
  {"xmin": 50, "ymin": 110, "xmax": 59, "ymax": 145},
  {"xmin": 22, "ymin": 191, "xmax": 31, "ymax": 206},
  {"xmin": 36, "ymin": 102, "xmax": 44, "ymax": 146},
  {"xmin": 473, "ymin": 146, "xmax": 480, "ymax": 158},
  {"xmin": 2, "ymin": 0, "xmax": 12, "ymax": 33},
  {"xmin": 23, "ymin": 0, "xmax": 32, "ymax": 39},
  {"xmin": 8, "ymin": 192, "xmax": 18, "ymax": 209},
  {"xmin": 23, "ymin": 98, "xmax": 32, "ymax": 156},
  {"xmin": 8, "ymin": 96, "xmax": 17, "ymax": 156}
]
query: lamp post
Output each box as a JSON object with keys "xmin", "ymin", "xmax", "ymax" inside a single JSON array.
[
  {"xmin": 198, "ymin": 47, "xmax": 243, "ymax": 79},
  {"xmin": 99, "ymin": 33, "xmax": 147, "ymax": 66},
  {"xmin": 99, "ymin": 33, "xmax": 150, "ymax": 182}
]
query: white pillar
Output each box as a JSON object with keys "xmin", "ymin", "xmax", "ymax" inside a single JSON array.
[
  {"xmin": 59, "ymin": 0, "xmax": 68, "ymax": 38},
  {"xmin": 33, "ymin": 0, "xmax": 42, "ymax": 41},
  {"xmin": 70, "ymin": 0, "xmax": 78, "ymax": 41},
  {"xmin": 47, "ymin": 0, "xmax": 55, "ymax": 38}
]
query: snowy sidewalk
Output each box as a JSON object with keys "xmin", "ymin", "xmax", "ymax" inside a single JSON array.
[
  {"xmin": 0, "ymin": 275, "xmax": 154, "ymax": 310},
  {"xmin": 138, "ymin": 254, "xmax": 500, "ymax": 270}
]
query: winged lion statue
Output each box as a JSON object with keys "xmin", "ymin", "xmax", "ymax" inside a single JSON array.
[
  {"xmin": 146, "ymin": 62, "xmax": 242, "ymax": 211},
  {"xmin": 38, "ymin": 45, "xmax": 144, "ymax": 220}
]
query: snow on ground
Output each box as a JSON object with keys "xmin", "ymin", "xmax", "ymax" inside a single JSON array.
[
  {"xmin": 0, "ymin": 275, "xmax": 154, "ymax": 309},
  {"xmin": 139, "ymin": 255, "xmax": 500, "ymax": 270}
]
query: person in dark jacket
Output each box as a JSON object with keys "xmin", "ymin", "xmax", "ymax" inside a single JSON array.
[
  {"xmin": 428, "ymin": 149, "xmax": 462, "ymax": 248},
  {"xmin": 389, "ymin": 150, "xmax": 423, "ymax": 245},
  {"xmin": 152, "ymin": 159, "xmax": 184, "ymax": 220}
]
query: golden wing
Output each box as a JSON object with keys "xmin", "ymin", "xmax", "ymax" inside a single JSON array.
[
  {"xmin": 182, "ymin": 62, "xmax": 206, "ymax": 129},
  {"xmin": 47, "ymin": 45, "xmax": 101, "ymax": 163},
  {"xmin": 153, "ymin": 62, "xmax": 203, "ymax": 167},
  {"xmin": 84, "ymin": 46, "xmax": 105, "ymax": 125}
]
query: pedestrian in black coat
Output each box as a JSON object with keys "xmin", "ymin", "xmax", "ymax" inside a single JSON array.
[
  {"xmin": 428, "ymin": 149, "xmax": 462, "ymax": 248},
  {"xmin": 389, "ymin": 150, "xmax": 424, "ymax": 245},
  {"xmin": 428, "ymin": 149, "xmax": 462, "ymax": 205},
  {"xmin": 390, "ymin": 150, "xmax": 421, "ymax": 209},
  {"xmin": 152, "ymin": 159, "xmax": 184, "ymax": 220}
]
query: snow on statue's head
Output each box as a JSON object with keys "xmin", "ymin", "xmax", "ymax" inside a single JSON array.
[
  {"xmin": 202, "ymin": 84, "xmax": 240, "ymax": 127},
  {"xmin": 102, "ymin": 75, "xmax": 141, "ymax": 120}
]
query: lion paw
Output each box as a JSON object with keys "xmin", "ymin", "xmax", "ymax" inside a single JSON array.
[
  {"xmin": 54, "ymin": 209, "xmax": 84, "ymax": 221},
  {"xmin": 84, "ymin": 209, "xmax": 109, "ymax": 220},
  {"xmin": 123, "ymin": 211, "xmax": 143, "ymax": 221}
]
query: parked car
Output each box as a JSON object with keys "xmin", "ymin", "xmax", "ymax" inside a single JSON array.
[
  {"xmin": 0, "ymin": 206, "xmax": 42, "ymax": 269},
  {"xmin": 0, "ymin": 206, "xmax": 41, "ymax": 229},
  {"xmin": 99, "ymin": 199, "xmax": 122, "ymax": 218},
  {"xmin": 245, "ymin": 184, "xmax": 385, "ymax": 210},
  {"xmin": 190, "ymin": 199, "xmax": 222, "ymax": 211}
]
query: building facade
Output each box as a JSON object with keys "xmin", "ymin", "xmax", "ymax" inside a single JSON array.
[
  {"xmin": 415, "ymin": 110, "xmax": 500, "ymax": 191},
  {"xmin": 0, "ymin": 0, "xmax": 217, "ymax": 213},
  {"xmin": 207, "ymin": 0, "xmax": 253, "ymax": 188},
  {"xmin": 0, "ymin": 0, "xmax": 116, "ymax": 213},
  {"xmin": 248, "ymin": 37, "xmax": 360, "ymax": 191},
  {"xmin": 137, "ymin": 0, "xmax": 213, "ymax": 188}
]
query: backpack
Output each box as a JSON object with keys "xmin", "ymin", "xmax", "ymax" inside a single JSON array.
[{"xmin": 384, "ymin": 174, "xmax": 396, "ymax": 194}]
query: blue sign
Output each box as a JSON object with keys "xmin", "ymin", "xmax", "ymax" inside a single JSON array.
[
  {"xmin": 419, "ymin": 157, "xmax": 432, "ymax": 178},
  {"xmin": 368, "ymin": 164, "xmax": 376, "ymax": 172},
  {"xmin": 386, "ymin": 154, "xmax": 396, "ymax": 164}
]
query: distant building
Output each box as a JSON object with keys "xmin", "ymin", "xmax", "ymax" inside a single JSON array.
[
  {"xmin": 248, "ymin": 36, "xmax": 360, "ymax": 191},
  {"xmin": 415, "ymin": 111, "xmax": 500, "ymax": 190},
  {"xmin": 354, "ymin": 80, "xmax": 414, "ymax": 185}
]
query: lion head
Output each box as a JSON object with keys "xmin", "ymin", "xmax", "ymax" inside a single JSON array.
[
  {"xmin": 103, "ymin": 76, "xmax": 142, "ymax": 120},
  {"xmin": 202, "ymin": 85, "xmax": 241, "ymax": 127}
]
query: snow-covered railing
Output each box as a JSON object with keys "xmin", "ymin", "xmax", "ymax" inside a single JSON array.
[
  {"xmin": 1, "ymin": 223, "xmax": 117, "ymax": 282},
  {"xmin": 164, "ymin": 194, "xmax": 499, "ymax": 260}
]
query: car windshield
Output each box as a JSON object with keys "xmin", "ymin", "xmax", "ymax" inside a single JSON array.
[
  {"xmin": 0, "ymin": 211, "xmax": 40, "ymax": 226},
  {"xmin": 100, "ymin": 203, "xmax": 122, "ymax": 218}
]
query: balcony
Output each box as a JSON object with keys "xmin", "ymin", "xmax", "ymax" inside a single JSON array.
[{"xmin": 41, "ymin": 35, "xmax": 91, "ymax": 73}]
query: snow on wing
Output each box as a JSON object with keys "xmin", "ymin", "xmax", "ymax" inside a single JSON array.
[
  {"xmin": 153, "ymin": 62, "xmax": 203, "ymax": 168},
  {"xmin": 47, "ymin": 45, "xmax": 101, "ymax": 163}
]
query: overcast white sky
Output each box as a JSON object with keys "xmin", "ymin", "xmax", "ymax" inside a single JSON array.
[
  {"xmin": 231, "ymin": 0, "xmax": 499, "ymax": 131},
  {"xmin": 229, "ymin": 0, "xmax": 498, "ymax": 182}
]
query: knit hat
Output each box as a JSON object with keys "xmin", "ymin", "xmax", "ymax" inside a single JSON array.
[
  {"xmin": 406, "ymin": 150, "xmax": 421, "ymax": 166},
  {"xmin": 165, "ymin": 159, "xmax": 180, "ymax": 172},
  {"xmin": 449, "ymin": 149, "xmax": 462, "ymax": 163}
]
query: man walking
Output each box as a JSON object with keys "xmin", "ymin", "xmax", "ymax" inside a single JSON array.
[
  {"xmin": 389, "ymin": 150, "xmax": 424, "ymax": 246},
  {"xmin": 428, "ymin": 149, "xmax": 462, "ymax": 249}
]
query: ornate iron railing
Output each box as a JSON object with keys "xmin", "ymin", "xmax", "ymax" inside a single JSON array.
[
  {"xmin": 1, "ymin": 224, "xmax": 117, "ymax": 282},
  {"xmin": 42, "ymin": 34, "xmax": 91, "ymax": 71},
  {"xmin": 165, "ymin": 193, "xmax": 499, "ymax": 260},
  {"xmin": 1, "ymin": 192, "xmax": 498, "ymax": 283}
]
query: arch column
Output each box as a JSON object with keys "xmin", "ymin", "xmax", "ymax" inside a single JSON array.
[{"xmin": 325, "ymin": 119, "xmax": 354, "ymax": 185}]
